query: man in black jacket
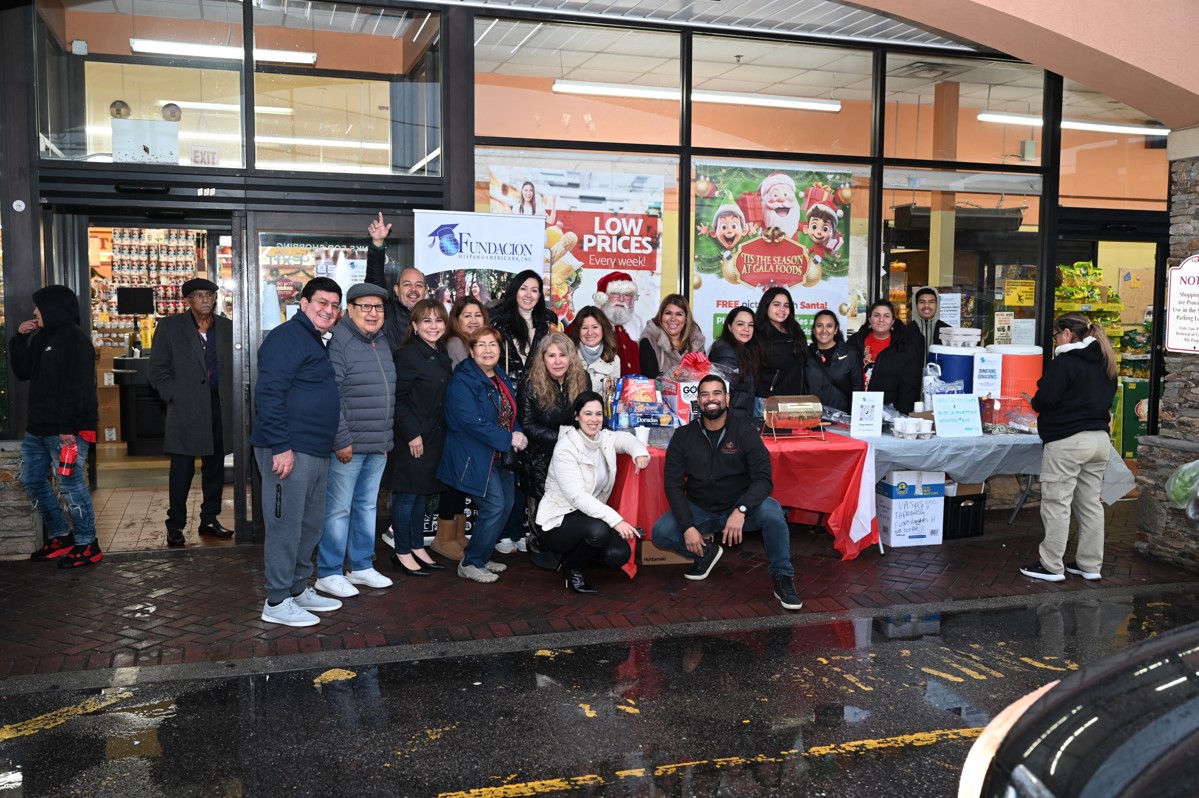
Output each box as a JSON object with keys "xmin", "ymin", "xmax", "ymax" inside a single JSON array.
[
  {"xmin": 651, "ymin": 375, "xmax": 803, "ymax": 610},
  {"xmin": 367, "ymin": 212, "xmax": 427, "ymax": 350},
  {"xmin": 11, "ymin": 285, "xmax": 103, "ymax": 568}
]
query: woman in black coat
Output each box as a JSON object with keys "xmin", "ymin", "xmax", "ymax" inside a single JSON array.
[
  {"xmin": 753, "ymin": 287, "xmax": 808, "ymax": 398},
  {"xmin": 804, "ymin": 309, "xmax": 862, "ymax": 413},
  {"xmin": 707, "ymin": 306, "xmax": 761, "ymax": 418},
  {"xmin": 846, "ymin": 300, "xmax": 921, "ymax": 413},
  {"xmin": 387, "ymin": 299, "xmax": 453, "ymax": 575},
  {"xmin": 486, "ymin": 269, "xmax": 556, "ymax": 387},
  {"xmin": 515, "ymin": 332, "xmax": 590, "ymax": 501}
]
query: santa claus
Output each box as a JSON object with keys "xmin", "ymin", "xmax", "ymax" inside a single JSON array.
[
  {"xmin": 759, "ymin": 172, "xmax": 800, "ymax": 239},
  {"xmin": 593, "ymin": 271, "xmax": 643, "ymax": 376}
]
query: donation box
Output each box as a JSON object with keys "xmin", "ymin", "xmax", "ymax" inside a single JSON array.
[{"xmin": 876, "ymin": 470, "xmax": 946, "ymax": 547}]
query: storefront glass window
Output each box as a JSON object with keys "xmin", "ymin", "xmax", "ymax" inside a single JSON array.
[
  {"xmin": 691, "ymin": 36, "xmax": 871, "ymax": 157},
  {"xmin": 881, "ymin": 167, "xmax": 1044, "ymax": 342},
  {"xmin": 1059, "ymin": 79, "xmax": 1168, "ymax": 212},
  {"xmin": 475, "ymin": 19, "xmax": 680, "ymax": 147},
  {"xmin": 36, "ymin": 0, "xmax": 246, "ymax": 167},
  {"xmin": 475, "ymin": 146, "xmax": 679, "ymax": 326},
  {"xmin": 884, "ymin": 54, "xmax": 1045, "ymax": 166},
  {"xmin": 690, "ymin": 157, "xmax": 871, "ymax": 341},
  {"xmin": 252, "ymin": 3, "xmax": 440, "ymax": 175}
]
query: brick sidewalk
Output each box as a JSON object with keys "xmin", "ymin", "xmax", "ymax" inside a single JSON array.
[{"xmin": 0, "ymin": 502, "xmax": 1192, "ymax": 678}]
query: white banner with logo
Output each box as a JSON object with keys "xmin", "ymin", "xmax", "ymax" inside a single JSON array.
[{"xmin": 413, "ymin": 210, "xmax": 546, "ymax": 310}]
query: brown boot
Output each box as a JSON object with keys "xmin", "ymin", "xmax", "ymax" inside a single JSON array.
[
  {"xmin": 454, "ymin": 514, "xmax": 470, "ymax": 551},
  {"xmin": 430, "ymin": 518, "xmax": 464, "ymax": 561}
]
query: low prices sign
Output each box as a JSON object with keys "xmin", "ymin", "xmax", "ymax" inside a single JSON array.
[
  {"xmin": 732, "ymin": 236, "xmax": 813, "ymax": 288},
  {"xmin": 557, "ymin": 210, "xmax": 659, "ymax": 271},
  {"xmin": 1166, "ymin": 253, "xmax": 1199, "ymax": 353}
]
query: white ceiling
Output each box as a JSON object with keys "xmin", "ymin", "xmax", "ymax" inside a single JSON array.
[{"xmin": 61, "ymin": 0, "xmax": 1157, "ymax": 122}]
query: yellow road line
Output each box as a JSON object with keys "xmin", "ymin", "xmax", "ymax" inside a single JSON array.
[
  {"xmin": 0, "ymin": 691, "xmax": 133, "ymax": 742},
  {"xmin": 437, "ymin": 727, "xmax": 983, "ymax": 797}
]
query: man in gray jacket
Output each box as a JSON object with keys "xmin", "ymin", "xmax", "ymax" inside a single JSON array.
[
  {"xmin": 149, "ymin": 278, "xmax": 234, "ymax": 547},
  {"xmin": 313, "ymin": 282, "xmax": 398, "ymax": 598}
]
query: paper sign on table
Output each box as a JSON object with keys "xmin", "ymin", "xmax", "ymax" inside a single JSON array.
[
  {"xmin": 850, "ymin": 391, "xmax": 884, "ymax": 438},
  {"xmin": 933, "ymin": 394, "xmax": 983, "ymax": 437}
]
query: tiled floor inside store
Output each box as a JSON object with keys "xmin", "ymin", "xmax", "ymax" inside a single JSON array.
[{"xmin": 92, "ymin": 485, "xmax": 237, "ymax": 552}]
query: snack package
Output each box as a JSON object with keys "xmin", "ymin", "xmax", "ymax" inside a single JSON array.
[{"xmin": 619, "ymin": 375, "xmax": 658, "ymax": 406}]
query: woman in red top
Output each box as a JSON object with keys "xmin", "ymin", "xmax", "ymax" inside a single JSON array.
[{"xmin": 847, "ymin": 300, "xmax": 921, "ymax": 412}]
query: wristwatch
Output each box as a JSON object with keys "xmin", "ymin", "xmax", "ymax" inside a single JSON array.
[{"xmin": 737, "ymin": 504, "xmax": 748, "ymax": 514}]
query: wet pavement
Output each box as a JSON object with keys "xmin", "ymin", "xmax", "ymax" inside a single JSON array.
[{"xmin": 4, "ymin": 587, "xmax": 1199, "ymax": 797}]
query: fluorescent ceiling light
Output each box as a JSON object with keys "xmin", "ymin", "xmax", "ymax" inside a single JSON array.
[
  {"xmin": 157, "ymin": 100, "xmax": 293, "ymax": 116},
  {"xmin": 552, "ymin": 80, "xmax": 841, "ymax": 112},
  {"xmin": 129, "ymin": 38, "xmax": 317, "ymax": 65},
  {"xmin": 87, "ymin": 126, "xmax": 387, "ymax": 150},
  {"xmin": 977, "ymin": 111, "xmax": 1169, "ymax": 137}
]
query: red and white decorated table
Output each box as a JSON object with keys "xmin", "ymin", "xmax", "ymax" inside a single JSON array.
[{"xmin": 609, "ymin": 434, "xmax": 879, "ymax": 564}]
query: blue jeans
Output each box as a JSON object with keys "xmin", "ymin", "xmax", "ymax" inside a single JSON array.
[
  {"xmin": 462, "ymin": 465, "xmax": 514, "ymax": 569},
  {"xmin": 651, "ymin": 497, "xmax": 794, "ymax": 577},
  {"xmin": 501, "ymin": 483, "xmax": 528, "ymax": 542},
  {"xmin": 318, "ymin": 453, "xmax": 386, "ymax": 576},
  {"xmin": 390, "ymin": 491, "xmax": 428, "ymax": 555},
  {"xmin": 21, "ymin": 433, "xmax": 96, "ymax": 546}
]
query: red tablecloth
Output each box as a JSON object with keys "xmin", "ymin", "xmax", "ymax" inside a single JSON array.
[{"xmin": 609, "ymin": 434, "xmax": 879, "ymax": 563}]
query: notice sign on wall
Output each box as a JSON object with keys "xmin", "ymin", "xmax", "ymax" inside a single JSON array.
[{"xmin": 1166, "ymin": 253, "xmax": 1199, "ymax": 353}]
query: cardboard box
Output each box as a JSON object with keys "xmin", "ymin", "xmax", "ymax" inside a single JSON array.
[
  {"xmin": 662, "ymin": 379, "xmax": 699, "ymax": 425},
  {"xmin": 944, "ymin": 482, "xmax": 985, "ymax": 497},
  {"xmin": 877, "ymin": 470, "xmax": 945, "ymax": 547},
  {"xmin": 638, "ymin": 539, "xmax": 694, "ymax": 566}
]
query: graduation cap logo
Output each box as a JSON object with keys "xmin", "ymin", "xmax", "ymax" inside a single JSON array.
[{"xmin": 427, "ymin": 223, "xmax": 461, "ymax": 256}]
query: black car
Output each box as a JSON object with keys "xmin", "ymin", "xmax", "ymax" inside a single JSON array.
[{"xmin": 960, "ymin": 619, "xmax": 1199, "ymax": 798}]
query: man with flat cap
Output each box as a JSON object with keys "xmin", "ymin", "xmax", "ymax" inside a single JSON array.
[{"xmin": 149, "ymin": 277, "xmax": 235, "ymax": 547}]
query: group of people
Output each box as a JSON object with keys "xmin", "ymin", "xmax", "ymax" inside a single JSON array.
[{"xmin": 10, "ymin": 210, "xmax": 1118, "ymax": 622}]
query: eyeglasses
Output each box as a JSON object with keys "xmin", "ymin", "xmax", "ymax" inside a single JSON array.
[{"xmin": 351, "ymin": 302, "xmax": 384, "ymax": 313}]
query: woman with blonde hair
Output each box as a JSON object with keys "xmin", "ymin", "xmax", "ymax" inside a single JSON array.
[
  {"xmin": 514, "ymin": 332, "xmax": 590, "ymax": 503},
  {"xmin": 638, "ymin": 294, "xmax": 706, "ymax": 379},
  {"xmin": 1020, "ymin": 312, "xmax": 1118, "ymax": 583}
]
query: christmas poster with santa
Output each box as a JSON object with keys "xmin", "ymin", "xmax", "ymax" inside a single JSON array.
[
  {"xmin": 691, "ymin": 165, "xmax": 860, "ymax": 341},
  {"xmin": 484, "ymin": 164, "xmax": 665, "ymax": 333}
]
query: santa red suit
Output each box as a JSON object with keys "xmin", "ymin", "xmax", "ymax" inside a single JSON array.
[{"xmin": 593, "ymin": 271, "xmax": 642, "ymax": 377}]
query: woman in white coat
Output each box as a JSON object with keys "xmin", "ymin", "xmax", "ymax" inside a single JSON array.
[{"xmin": 535, "ymin": 390, "xmax": 649, "ymax": 594}]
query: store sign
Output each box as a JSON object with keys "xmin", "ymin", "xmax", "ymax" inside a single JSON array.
[
  {"xmin": 190, "ymin": 146, "xmax": 220, "ymax": 167},
  {"xmin": 555, "ymin": 210, "xmax": 659, "ymax": 271},
  {"xmin": 1166, "ymin": 253, "xmax": 1199, "ymax": 353},
  {"xmin": 413, "ymin": 210, "xmax": 543, "ymax": 273},
  {"xmin": 1003, "ymin": 279, "xmax": 1036, "ymax": 307}
]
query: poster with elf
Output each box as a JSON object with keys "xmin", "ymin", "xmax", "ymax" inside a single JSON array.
[{"xmin": 691, "ymin": 164, "xmax": 856, "ymax": 341}]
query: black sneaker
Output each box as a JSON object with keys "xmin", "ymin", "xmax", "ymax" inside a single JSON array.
[
  {"xmin": 684, "ymin": 543, "xmax": 723, "ymax": 581},
  {"xmin": 1019, "ymin": 561, "xmax": 1064, "ymax": 582},
  {"xmin": 58, "ymin": 541, "xmax": 103, "ymax": 569},
  {"xmin": 1064, "ymin": 562, "xmax": 1102, "ymax": 580},
  {"xmin": 30, "ymin": 535, "xmax": 75, "ymax": 561},
  {"xmin": 772, "ymin": 574, "xmax": 803, "ymax": 611}
]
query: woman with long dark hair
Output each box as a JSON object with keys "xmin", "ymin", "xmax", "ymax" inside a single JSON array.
[
  {"xmin": 487, "ymin": 269, "xmax": 556, "ymax": 387},
  {"xmin": 445, "ymin": 296, "xmax": 489, "ymax": 368},
  {"xmin": 639, "ymin": 294, "xmax": 706, "ymax": 379},
  {"xmin": 753, "ymin": 287, "xmax": 808, "ymax": 398},
  {"xmin": 567, "ymin": 305, "xmax": 621, "ymax": 397},
  {"xmin": 847, "ymin": 300, "xmax": 921, "ymax": 413},
  {"xmin": 1020, "ymin": 312, "xmax": 1119, "ymax": 582},
  {"xmin": 707, "ymin": 306, "xmax": 761, "ymax": 418},
  {"xmin": 804, "ymin": 309, "xmax": 861, "ymax": 412}
]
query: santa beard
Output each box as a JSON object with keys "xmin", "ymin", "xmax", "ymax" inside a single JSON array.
[
  {"xmin": 603, "ymin": 301, "xmax": 642, "ymax": 338},
  {"xmin": 763, "ymin": 204, "xmax": 800, "ymax": 239}
]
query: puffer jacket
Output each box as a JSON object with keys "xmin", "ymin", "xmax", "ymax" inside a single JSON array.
[
  {"xmin": 514, "ymin": 377, "xmax": 574, "ymax": 498},
  {"xmin": 847, "ymin": 322, "xmax": 922, "ymax": 413},
  {"xmin": 328, "ymin": 314, "xmax": 396, "ymax": 453},
  {"xmin": 804, "ymin": 340, "xmax": 862, "ymax": 413},
  {"xmin": 536, "ymin": 425, "xmax": 648, "ymax": 531},
  {"xmin": 488, "ymin": 303, "xmax": 553, "ymax": 387},
  {"xmin": 707, "ymin": 339, "xmax": 757, "ymax": 418}
]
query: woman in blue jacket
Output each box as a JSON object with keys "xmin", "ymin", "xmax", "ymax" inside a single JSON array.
[{"xmin": 438, "ymin": 326, "xmax": 529, "ymax": 583}]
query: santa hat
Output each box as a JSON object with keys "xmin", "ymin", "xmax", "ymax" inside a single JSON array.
[
  {"xmin": 802, "ymin": 183, "xmax": 843, "ymax": 219},
  {"xmin": 712, "ymin": 203, "xmax": 745, "ymax": 227},
  {"xmin": 594, "ymin": 271, "xmax": 639, "ymax": 305},
  {"xmin": 759, "ymin": 172, "xmax": 796, "ymax": 197}
]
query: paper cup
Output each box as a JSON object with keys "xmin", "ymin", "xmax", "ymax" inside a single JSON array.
[
  {"xmin": 919, "ymin": 419, "xmax": 933, "ymax": 434},
  {"xmin": 634, "ymin": 426, "xmax": 651, "ymax": 444}
]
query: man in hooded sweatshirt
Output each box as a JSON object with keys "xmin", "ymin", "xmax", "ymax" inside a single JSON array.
[
  {"xmin": 10, "ymin": 285, "xmax": 102, "ymax": 568},
  {"xmin": 905, "ymin": 286, "xmax": 950, "ymax": 363}
]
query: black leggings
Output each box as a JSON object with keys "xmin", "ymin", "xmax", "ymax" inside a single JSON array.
[
  {"xmin": 539, "ymin": 511, "xmax": 614, "ymax": 570},
  {"xmin": 438, "ymin": 488, "xmax": 466, "ymax": 521}
]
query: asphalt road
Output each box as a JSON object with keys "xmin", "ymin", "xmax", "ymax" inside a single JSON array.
[{"xmin": 3, "ymin": 587, "xmax": 1198, "ymax": 797}]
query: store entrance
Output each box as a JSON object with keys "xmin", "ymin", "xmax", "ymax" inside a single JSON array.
[{"xmin": 43, "ymin": 208, "xmax": 250, "ymax": 552}]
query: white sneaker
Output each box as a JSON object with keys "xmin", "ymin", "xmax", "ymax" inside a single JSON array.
[
  {"xmin": 484, "ymin": 560, "xmax": 508, "ymax": 573},
  {"xmin": 294, "ymin": 586, "xmax": 342, "ymax": 612},
  {"xmin": 494, "ymin": 539, "xmax": 517, "ymax": 554},
  {"xmin": 261, "ymin": 597, "xmax": 319, "ymax": 627},
  {"xmin": 514, "ymin": 537, "xmax": 528, "ymax": 553},
  {"xmin": 458, "ymin": 563, "xmax": 498, "ymax": 583},
  {"xmin": 346, "ymin": 567, "xmax": 393, "ymax": 589},
  {"xmin": 382, "ymin": 528, "xmax": 395, "ymax": 549},
  {"xmin": 314, "ymin": 574, "xmax": 359, "ymax": 598}
]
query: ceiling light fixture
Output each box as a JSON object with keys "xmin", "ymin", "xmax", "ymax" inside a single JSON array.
[
  {"xmin": 552, "ymin": 80, "xmax": 841, "ymax": 112},
  {"xmin": 977, "ymin": 111, "xmax": 1169, "ymax": 137},
  {"xmin": 156, "ymin": 100, "xmax": 293, "ymax": 116},
  {"xmin": 129, "ymin": 38, "xmax": 317, "ymax": 65}
]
